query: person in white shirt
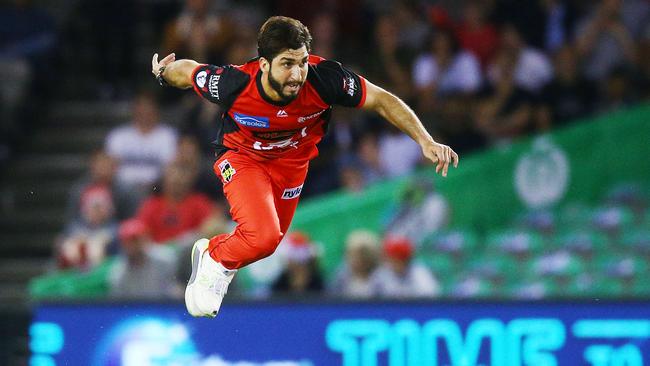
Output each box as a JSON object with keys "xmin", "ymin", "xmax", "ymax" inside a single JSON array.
[
  {"xmin": 413, "ymin": 29, "xmax": 482, "ymax": 99},
  {"xmin": 487, "ymin": 24, "xmax": 553, "ymax": 94},
  {"xmin": 105, "ymin": 91, "xmax": 178, "ymax": 195},
  {"xmin": 330, "ymin": 229, "xmax": 382, "ymax": 299},
  {"xmin": 372, "ymin": 236, "xmax": 441, "ymax": 298}
]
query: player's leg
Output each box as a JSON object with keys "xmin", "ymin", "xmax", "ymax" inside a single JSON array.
[
  {"xmin": 269, "ymin": 157, "xmax": 309, "ymax": 239},
  {"xmin": 208, "ymin": 153, "xmax": 284, "ymax": 269},
  {"xmin": 186, "ymin": 151, "xmax": 282, "ymax": 318}
]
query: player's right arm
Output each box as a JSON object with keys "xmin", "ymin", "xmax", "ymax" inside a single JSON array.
[{"xmin": 151, "ymin": 53, "xmax": 199, "ymax": 89}]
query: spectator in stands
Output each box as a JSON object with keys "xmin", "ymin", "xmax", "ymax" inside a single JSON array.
[
  {"xmin": 66, "ymin": 149, "xmax": 135, "ymax": 222},
  {"xmin": 330, "ymin": 229, "xmax": 381, "ymax": 299},
  {"xmin": 338, "ymin": 158, "xmax": 366, "ymax": 194},
  {"xmin": 597, "ymin": 66, "xmax": 638, "ymax": 113},
  {"xmin": 637, "ymin": 24, "xmax": 650, "ymax": 100},
  {"xmin": 455, "ymin": 1, "xmax": 499, "ymax": 68},
  {"xmin": 487, "ymin": 24, "xmax": 553, "ymax": 94},
  {"xmin": 412, "ymin": 28, "xmax": 482, "ymax": 112},
  {"xmin": 105, "ymin": 90, "xmax": 178, "ymax": 200},
  {"xmin": 364, "ymin": 14, "xmax": 414, "ymax": 101},
  {"xmin": 337, "ymin": 132, "xmax": 385, "ymax": 193},
  {"xmin": 384, "ymin": 178, "xmax": 449, "ymax": 244},
  {"xmin": 162, "ymin": 0, "xmax": 234, "ymax": 64},
  {"xmin": 56, "ymin": 185, "xmax": 118, "ymax": 271},
  {"xmin": 356, "ymin": 132, "xmax": 385, "ymax": 184},
  {"xmin": 372, "ymin": 236, "xmax": 440, "ymax": 298},
  {"xmin": 538, "ymin": 45, "xmax": 597, "ymax": 128},
  {"xmin": 475, "ymin": 49, "xmax": 537, "ymax": 142},
  {"xmin": 541, "ymin": 0, "xmax": 579, "ymax": 53},
  {"xmin": 377, "ymin": 125, "xmax": 423, "ymax": 178},
  {"xmin": 309, "ymin": 12, "xmax": 338, "ymax": 60},
  {"xmin": 108, "ymin": 218, "xmax": 179, "ymax": 299},
  {"xmin": 412, "ymin": 28, "xmax": 483, "ymax": 152},
  {"xmin": 271, "ymin": 231, "xmax": 324, "ymax": 296},
  {"xmin": 575, "ymin": 0, "xmax": 639, "ymax": 81},
  {"xmin": 135, "ymin": 161, "xmax": 222, "ymax": 245},
  {"xmin": 0, "ymin": 0, "xmax": 56, "ymax": 161},
  {"xmin": 173, "ymin": 134, "xmax": 223, "ymax": 203}
]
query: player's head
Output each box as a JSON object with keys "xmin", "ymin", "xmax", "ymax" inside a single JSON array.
[{"xmin": 257, "ymin": 16, "xmax": 312, "ymax": 103}]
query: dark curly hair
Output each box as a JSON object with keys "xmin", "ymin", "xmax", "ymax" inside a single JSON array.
[{"xmin": 257, "ymin": 16, "xmax": 312, "ymax": 61}]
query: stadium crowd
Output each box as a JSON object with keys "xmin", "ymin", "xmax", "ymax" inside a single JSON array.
[{"xmin": 3, "ymin": 0, "xmax": 648, "ymax": 299}]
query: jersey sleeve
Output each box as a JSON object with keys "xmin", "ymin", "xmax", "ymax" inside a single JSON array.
[
  {"xmin": 191, "ymin": 64, "xmax": 250, "ymax": 107},
  {"xmin": 309, "ymin": 60, "xmax": 367, "ymax": 108}
]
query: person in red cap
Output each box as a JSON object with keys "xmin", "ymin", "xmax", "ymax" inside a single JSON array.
[
  {"xmin": 108, "ymin": 218, "xmax": 179, "ymax": 299},
  {"xmin": 372, "ymin": 236, "xmax": 440, "ymax": 298},
  {"xmin": 271, "ymin": 231, "xmax": 323, "ymax": 295},
  {"xmin": 152, "ymin": 15, "xmax": 458, "ymax": 318},
  {"xmin": 56, "ymin": 185, "xmax": 119, "ymax": 270}
]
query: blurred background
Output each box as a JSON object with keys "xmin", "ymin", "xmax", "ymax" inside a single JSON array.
[{"xmin": 1, "ymin": 0, "xmax": 649, "ymax": 365}]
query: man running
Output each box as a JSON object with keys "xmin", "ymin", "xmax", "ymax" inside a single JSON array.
[{"xmin": 151, "ymin": 16, "xmax": 458, "ymax": 318}]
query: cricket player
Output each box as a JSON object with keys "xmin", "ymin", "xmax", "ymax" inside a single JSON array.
[{"xmin": 151, "ymin": 16, "xmax": 458, "ymax": 318}]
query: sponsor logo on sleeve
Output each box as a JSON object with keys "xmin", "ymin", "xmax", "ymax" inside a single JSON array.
[
  {"xmin": 281, "ymin": 184, "xmax": 303, "ymax": 200},
  {"xmin": 233, "ymin": 113, "xmax": 270, "ymax": 128},
  {"xmin": 218, "ymin": 159, "xmax": 236, "ymax": 183},
  {"xmin": 196, "ymin": 71, "xmax": 207, "ymax": 88},
  {"xmin": 342, "ymin": 76, "xmax": 357, "ymax": 97},
  {"xmin": 208, "ymin": 74, "xmax": 221, "ymax": 99}
]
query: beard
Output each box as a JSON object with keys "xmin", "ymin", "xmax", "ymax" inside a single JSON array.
[{"xmin": 268, "ymin": 64, "xmax": 302, "ymax": 104}]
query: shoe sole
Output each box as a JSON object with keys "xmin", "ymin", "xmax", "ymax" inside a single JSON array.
[{"xmin": 185, "ymin": 238, "xmax": 215, "ymax": 318}]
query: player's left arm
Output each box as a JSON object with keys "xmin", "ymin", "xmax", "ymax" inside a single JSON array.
[
  {"xmin": 361, "ymin": 80, "xmax": 459, "ymax": 177},
  {"xmin": 151, "ymin": 53, "xmax": 199, "ymax": 89}
]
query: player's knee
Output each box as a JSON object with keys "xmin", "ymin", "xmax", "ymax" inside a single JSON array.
[
  {"xmin": 255, "ymin": 226, "xmax": 283, "ymax": 258},
  {"xmin": 242, "ymin": 223, "xmax": 282, "ymax": 260}
]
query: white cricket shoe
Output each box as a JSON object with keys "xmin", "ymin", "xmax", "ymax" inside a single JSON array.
[{"xmin": 185, "ymin": 238, "xmax": 237, "ymax": 318}]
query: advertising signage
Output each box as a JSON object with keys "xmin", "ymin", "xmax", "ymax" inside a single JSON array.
[{"xmin": 31, "ymin": 301, "xmax": 650, "ymax": 365}]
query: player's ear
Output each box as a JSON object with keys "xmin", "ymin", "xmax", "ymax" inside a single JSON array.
[{"xmin": 259, "ymin": 57, "xmax": 270, "ymax": 73}]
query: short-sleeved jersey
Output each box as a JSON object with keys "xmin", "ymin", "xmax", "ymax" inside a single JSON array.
[{"xmin": 191, "ymin": 55, "xmax": 367, "ymax": 161}]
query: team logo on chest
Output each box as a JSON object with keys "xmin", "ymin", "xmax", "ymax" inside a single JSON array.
[{"xmin": 218, "ymin": 159, "xmax": 236, "ymax": 183}]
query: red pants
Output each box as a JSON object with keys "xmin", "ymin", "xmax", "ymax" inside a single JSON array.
[{"xmin": 208, "ymin": 150, "xmax": 308, "ymax": 269}]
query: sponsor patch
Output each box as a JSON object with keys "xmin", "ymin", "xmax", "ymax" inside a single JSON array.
[
  {"xmin": 208, "ymin": 74, "xmax": 221, "ymax": 99},
  {"xmin": 252, "ymin": 129, "xmax": 299, "ymax": 141},
  {"xmin": 218, "ymin": 159, "xmax": 236, "ymax": 183},
  {"xmin": 281, "ymin": 184, "xmax": 303, "ymax": 200},
  {"xmin": 298, "ymin": 109, "xmax": 326, "ymax": 123},
  {"xmin": 196, "ymin": 71, "xmax": 207, "ymax": 88},
  {"xmin": 233, "ymin": 113, "xmax": 270, "ymax": 128},
  {"xmin": 343, "ymin": 76, "xmax": 357, "ymax": 97}
]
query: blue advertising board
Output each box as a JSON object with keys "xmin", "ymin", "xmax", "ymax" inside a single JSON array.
[{"xmin": 31, "ymin": 301, "xmax": 650, "ymax": 365}]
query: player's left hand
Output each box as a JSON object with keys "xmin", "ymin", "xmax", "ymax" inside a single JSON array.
[
  {"xmin": 421, "ymin": 140, "xmax": 459, "ymax": 177},
  {"xmin": 151, "ymin": 52, "xmax": 176, "ymax": 76}
]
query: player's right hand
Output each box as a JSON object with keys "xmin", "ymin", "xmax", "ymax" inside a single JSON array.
[
  {"xmin": 151, "ymin": 53, "xmax": 176, "ymax": 76},
  {"xmin": 421, "ymin": 140, "xmax": 459, "ymax": 178}
]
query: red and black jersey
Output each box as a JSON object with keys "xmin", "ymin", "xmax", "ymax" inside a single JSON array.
[{"xmin": 191, "ymin": 55, "xmax": 367, "ymax": 161}]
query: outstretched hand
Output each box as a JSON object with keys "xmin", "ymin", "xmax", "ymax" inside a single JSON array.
[
  {"xmin": 151, "ymin": 53, "xmax": 176, "ymax": 76},
  {"xmin": 421, "ymin": 140, "xmax": 459, "ymax": 177}
]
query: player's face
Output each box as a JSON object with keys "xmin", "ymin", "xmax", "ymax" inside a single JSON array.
[{"xmin": 267, "ymin": 46, "xmax": 309, "ymax": 102}]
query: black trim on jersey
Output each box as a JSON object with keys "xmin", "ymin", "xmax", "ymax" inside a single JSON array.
[
  {"xmin": 193, "ymin": 65, "xmax": 250, "ymax": 107},
  {"xmin": 211, "ymin": 112, "xmax": 240, "ymax": 159},
  {"xmin": 255, "ymin": 71, "xmax": 293, "ymax": 107},
  {"xmin": 190, "ymin": 65, "xmax": 248, "ymax": 159},
  {"xmin": 307, "ymin": 60, "xmax": 364, "ymax": 107}
]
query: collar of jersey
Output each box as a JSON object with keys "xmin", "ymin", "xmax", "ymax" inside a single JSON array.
[{"xmin": 256, "ymin": 70, "xmax": 294, "ymax": 107}]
